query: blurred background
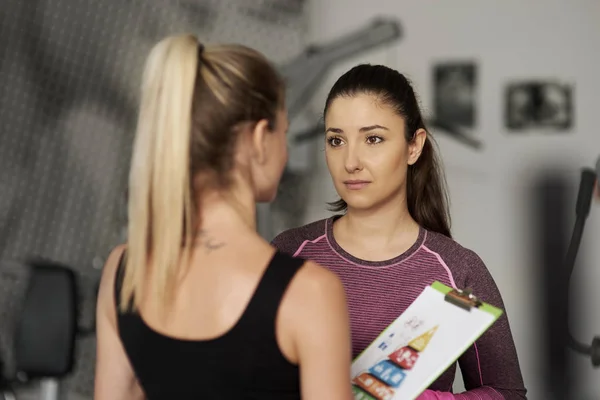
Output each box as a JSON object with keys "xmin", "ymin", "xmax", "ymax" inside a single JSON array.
[{"xmin": 0, "ymin": 0, "xmax": 599, "ymax": 399}]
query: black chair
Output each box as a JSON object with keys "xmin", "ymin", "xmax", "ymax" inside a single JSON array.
[
  {"xmin": 0, "ymin": 356, "xmax": 15, "ymax": 400},
  {"xmin": 13, "ymin": 261, "xmax": 78, "ymax": 400}
]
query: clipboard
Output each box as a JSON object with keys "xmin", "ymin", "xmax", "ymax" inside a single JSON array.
[{"xmin": 351, "ymin": 281, "xmax": 503, "ymax": 400}]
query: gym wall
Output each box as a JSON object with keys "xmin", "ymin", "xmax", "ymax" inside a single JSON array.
[
  {"xmin": 0, "ymin": 0, "xmax": 308, "ymax": 398},
  {"xmin": 302, "ymin": 1, "xmax": 600, "ymax": 399}
]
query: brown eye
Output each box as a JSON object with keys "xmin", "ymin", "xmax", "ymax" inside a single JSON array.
[
  {"xmin": 366, "ymin": 135, "xmax": 383, "ymax": 145},
  {"xmin": 327, "ymin": 137, "xmax": 344, "ymax": 147}
]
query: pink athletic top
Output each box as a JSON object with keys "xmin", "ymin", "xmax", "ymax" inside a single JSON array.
[{"xmin": 272, "ymin": 216, "xmax": 527, "ymax": 399}]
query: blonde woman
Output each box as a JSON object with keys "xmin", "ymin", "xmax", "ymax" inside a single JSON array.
[{"xmin": 93, "ymin": 35, "xmax": 352, "ymax": 400}]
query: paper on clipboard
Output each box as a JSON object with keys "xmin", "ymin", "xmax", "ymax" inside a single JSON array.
[{"xmin": 351, "ymin": 281, "xmax": 503, "ymax": 400}]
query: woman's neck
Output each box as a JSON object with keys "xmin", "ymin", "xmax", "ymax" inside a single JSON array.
[
  {"xmin": 195, "ymin": 179, "xmax": 257, "ymax": 237},
  {"xmin": 342, "ymin": 205, "xmax": 418, "ymax": 243},
  {"xmin": 333, "ymin": 197, "xmax": 421, "ymax": 261}
]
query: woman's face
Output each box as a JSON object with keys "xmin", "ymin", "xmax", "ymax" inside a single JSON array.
[{"xmin": 324, "ymin": 93, "xmax": 425, "ymax": 211}]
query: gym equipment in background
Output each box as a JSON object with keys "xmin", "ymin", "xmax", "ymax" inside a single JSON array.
[
  {"xmin": 564, "ymin": 159, "xmax": 600, "ymax": 367},
  {"xmin": 0, "ymin": 357, "xmax": 15, "ymax": 400},
  {"xmin": 279, "ymin": 18, "xmax": 401, "ymax": 122},
  {"xmin": 534, "ymin": 169, "xmax": 572, "ymax": 399},
  {"xmin": 528, "ymin": 158, "xmax": 599, "ymax": 398},
  {"xmin": 1, "ymin": 261, "xmax": 84, "ymax": 400}
]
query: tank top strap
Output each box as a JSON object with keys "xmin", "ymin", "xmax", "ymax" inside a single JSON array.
[
  {"xmin": 238, "ymin": 251, "xmax": 305, "ymax": 337},
  {"xmin": 113, "ymin": 250, "xmax": 305, "ymax": 329}
]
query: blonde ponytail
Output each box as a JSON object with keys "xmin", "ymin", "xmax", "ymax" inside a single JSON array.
[{"xmin": 120, "ymin": 35, "xmax": 198, "ymax": 314}]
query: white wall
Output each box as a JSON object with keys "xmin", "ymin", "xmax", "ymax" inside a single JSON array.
[{"xmin": 301, "ymin": 1, "xmax": 600, "ymax": 398}]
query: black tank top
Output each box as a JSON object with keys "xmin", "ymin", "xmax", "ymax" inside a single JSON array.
[{"xmin": 114, "ymin": 251, "xmax": 304, "ymax": 399}]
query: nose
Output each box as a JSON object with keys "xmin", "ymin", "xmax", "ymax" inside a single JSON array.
[{"xmin": 344, "ymin": 143, "xmax": 363, "ymax": 173}]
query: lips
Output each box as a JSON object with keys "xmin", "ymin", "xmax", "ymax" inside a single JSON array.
[{"xmin": 343, "ymin": 180, "xmax": 371, "ymax": 190}]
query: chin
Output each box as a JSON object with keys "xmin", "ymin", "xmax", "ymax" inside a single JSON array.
[
  {"xmin": 341, "ymin": 195, "xmax": 378, "ymax": 211},
  {"xmin": 342, "ymin": 189, "xmax": 396, "ymax": 212},
  {"xmin": 344, "ymin": 201, "xmax": 378, "ymax": 211},
  {"xmin": 340, "ymin": 184, "xmax": 403, "ymax": 212}
]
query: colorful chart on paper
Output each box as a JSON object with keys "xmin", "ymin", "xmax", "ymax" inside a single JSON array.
[{"xmin": 351, "ymin": 282, "xmax": 503, "ymax": 400}]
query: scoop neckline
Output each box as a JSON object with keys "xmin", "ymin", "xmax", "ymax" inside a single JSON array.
[{"xmin": 325, "ymin": 215, "xmax": 426, "ymax": 267}]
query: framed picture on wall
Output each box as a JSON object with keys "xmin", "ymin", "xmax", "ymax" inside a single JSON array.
[
  {"xmin": 430, "ymin": 61, "xmax": 482, "ymax": 150},
  {"xmin": 505, "ymin": 81, "xmax": 574, "ymax": 132},
  {"xmin": 433, "ymin": 62, "xmax": 478, "ymax": 129}
]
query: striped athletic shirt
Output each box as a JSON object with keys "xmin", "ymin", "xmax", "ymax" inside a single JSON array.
[{"xmin": 272, "ymin": 216, "xmax": 526, "ymax": 399}]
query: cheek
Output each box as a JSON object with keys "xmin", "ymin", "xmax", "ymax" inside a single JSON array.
[
  {"xmin": 325, "ymin": 148, "xmax": 340, "ymax": 174},
  {"xmin": 366, "ymin": 146, "xmax": 407, "ymax": 177},
  {"xmin": 324, "ymin": 147, "xmax": 332, "ymax": 166}
]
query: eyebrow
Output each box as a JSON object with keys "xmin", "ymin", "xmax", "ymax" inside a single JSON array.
[{"xmin": 325, "ymin": 124, "xmax": 389, "ymax": 134}]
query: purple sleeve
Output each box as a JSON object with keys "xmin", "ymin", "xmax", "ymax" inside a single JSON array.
[
  {"xmin": 449, "ymin": 250, "xmax": 527, "ymax": 399},
  {"xmin": 271, "ymin": 219, "xmax": 326, "ymax": 256}
]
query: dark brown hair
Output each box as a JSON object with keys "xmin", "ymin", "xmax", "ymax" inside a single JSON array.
[{"xmin": 323, "ymin": 64, "xmax": 452, "ymax": 238}]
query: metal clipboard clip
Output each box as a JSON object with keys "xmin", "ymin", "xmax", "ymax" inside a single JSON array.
[{"xmin": 444, "ymin": 288, "xmax": 482, "ymax": 311}]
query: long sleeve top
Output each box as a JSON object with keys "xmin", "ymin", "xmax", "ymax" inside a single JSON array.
[{"xmin": 272, "ymin": 217, "xmax": 527, "ymax": 399}]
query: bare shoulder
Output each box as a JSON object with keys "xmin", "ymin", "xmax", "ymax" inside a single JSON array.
[
  {"xmin": 297, "ymin": 260, "xmax": 344, "ymax": 289},
  {"xmin": 279, "ymin": 258, "xmax": 352, "ymax": 394},
  {"xmin": 285, "ymin": 260, "xmax": 346, "ymax": 306}
]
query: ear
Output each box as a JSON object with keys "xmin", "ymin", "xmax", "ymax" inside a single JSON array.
[
  {"xmin": 407, "ymin": 128, "xmax": 427, "ymax": 166},
  {"xmin": 251, "ymin": 118, "xmax": 271, "ymax": 164}
]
